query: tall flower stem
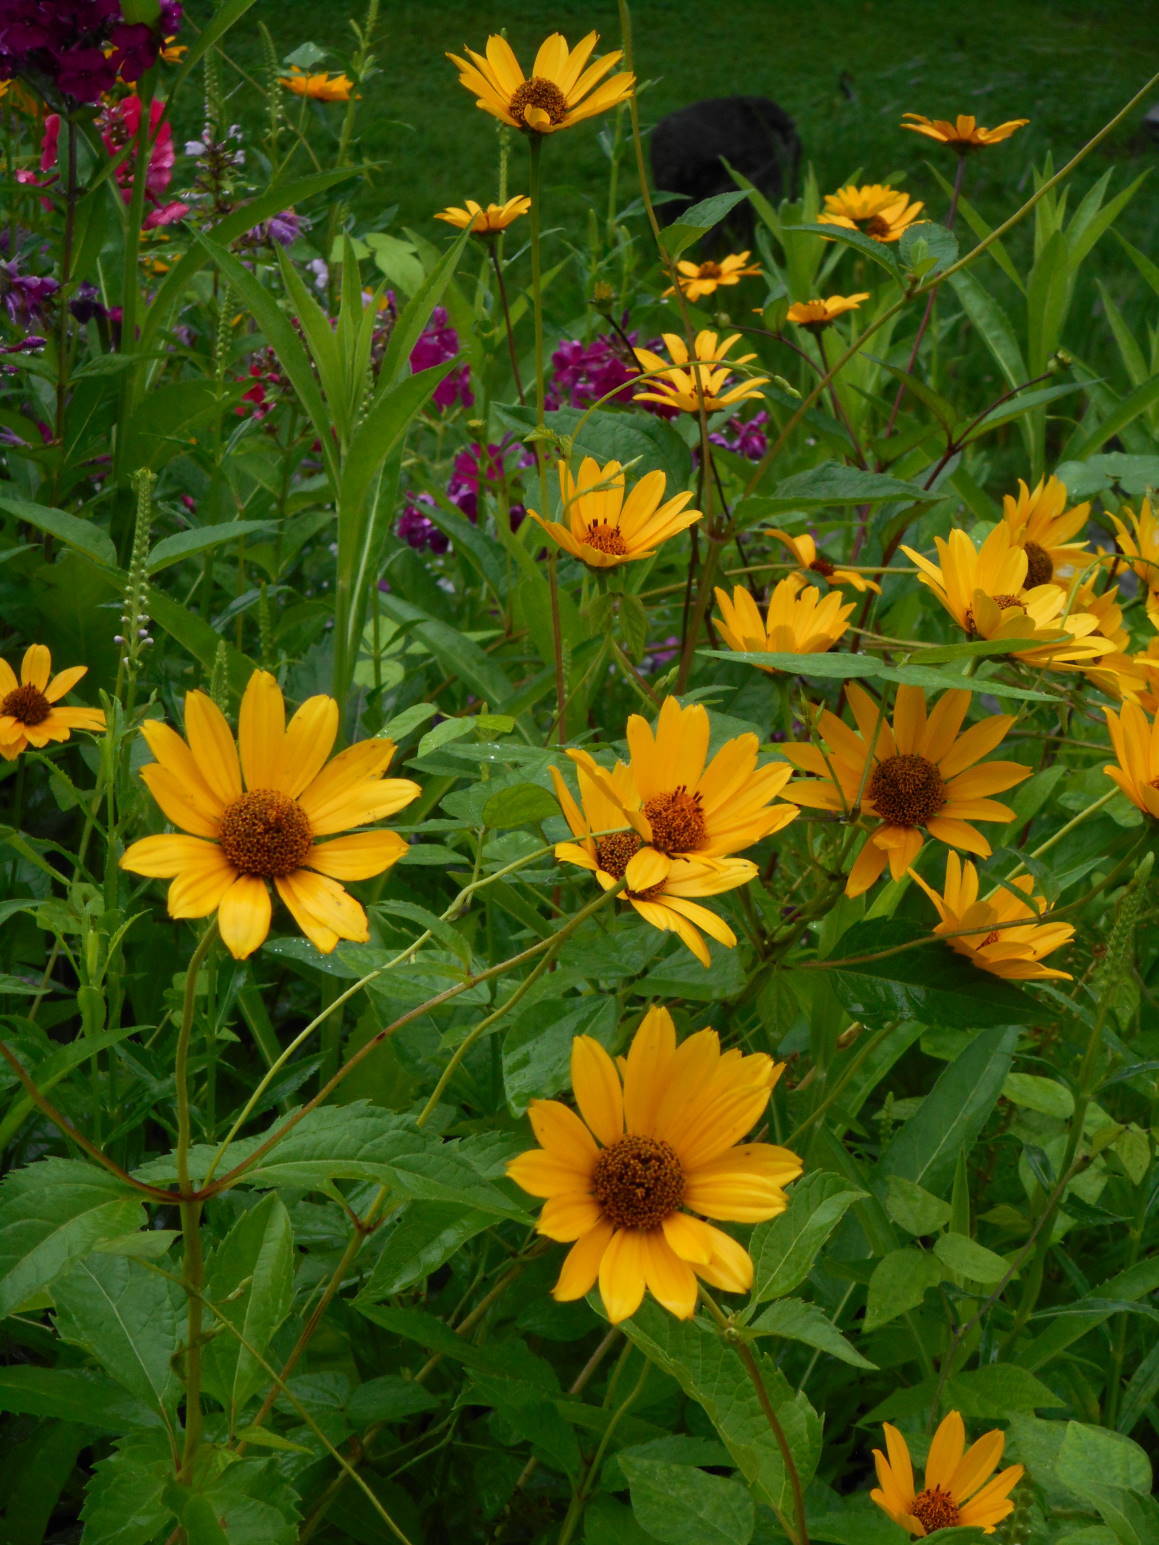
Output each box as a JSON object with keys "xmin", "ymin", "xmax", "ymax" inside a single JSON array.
[{"xmin": 487, "ymin": 241, "xmax": 525, "ymax": 403}]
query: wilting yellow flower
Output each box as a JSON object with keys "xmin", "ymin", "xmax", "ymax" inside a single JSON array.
[
  {"xmin": 549, "ymin": 758, "xmax": 756, "ymax": 966},
  {"xmin": 785, "ymin": 292, "xmax": 870, "ymax": 331},
  {"xmin": 632, "ymin": 330, "xmax": 769, "ymax": 415},
  {"xmin": 819, "ymin": 183, "xmax": 925, "ymax": 243},
  {"xmin": 713, "ymin": 576, "xmax": 855, "ymax": 663},
  {"xmin": 0, "ymin": 645, "xmax": 105, "ymax": 761},
  {"xmin": 901, "ymin": 112, "xmax": 1029, "ymax": 151},
  {"xmin": 765, "ymin": 528, "xmax": 880, "ymax": 593},
  {"xmin": 160, "ymin": 37, "xmax": 187, "ymax": 64},
  {"xmin": 1109, "ymin": 498, "xmax": 1159, "ymax": 624},
  {"xmin": 120, "ymin": 670, "xmax": 420, "ymax": 960},
  {"xmin": 1103, "ymin": 700, "xmax": 1159, "ymax": 818},
  {"xmin": 434, "ymin": 195, "xmax": 531, "ymax": 233},
  {"xmin": 447, "ymin": 32, "xmax": 634, "ymax": 135},
  {"xmin": 902, "ymin": 525, "xmax": 1114, "ymax": 668},
  {"xmin": 507, "ymin": 1006, "xmax": 802, "ymax": 1322},
  {"xmin": 781, "ymin": 684, "xmax": 1029, "ymax": 897},
  {"xmin": 872, "ymin": 1411, "xmax": 1024, "ymax": 1536},
  {"xmin": 528, "ymin": 456, "xmax": 701, "ymax": 568},
  {"xmin": 910, "ymin": 852, "xmax": 1073, "ymax": 982},
  {"xmin": 278, "ymin": 66, "xmax": 355, "ymax": 102},
  {"xmin": 665, "ymin": 251, "xmax": 762, "ymax": 301},
  {"xmin": 1000, "ymin": 474, "xmax": 1091, "ymax": 586}
]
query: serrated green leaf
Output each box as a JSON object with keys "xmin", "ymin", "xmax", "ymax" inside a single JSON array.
[
  {"xmin": 0, "ymin": 1366, "xmax": 162, "ymax": 1432},
  {"xmin": 620, "ymin": 1455, "xmax": 755, "ymax": 1545},
  {"xmin": 80, "ymin": 1434, "xmax": 174, "ymax": 1545},
  {"xmin": 749, "ymin": 1297, "xmax": 876, "ymax": 1369},
  {"xmin": 201, "ymin": 1194, "xmax": 294, "ymax": 1423},
  {"xmin": 749, "ymin": 1171, "xmax": 866, "ymax": 1303},
  {"xmin": 359, "ymin": 1203, "xmax": 494, "ymax": 1299},
  {"xmin": 863, "ymin": 1247, "xmax": 943, "ymax": 1332},
  {"xmin": 54, "ymin": 1254, "xmax": 182, "ymax": 1417},
  {"xmin": 884, "ymin": 1176, "xmax": 952, "ymax": 1237}
]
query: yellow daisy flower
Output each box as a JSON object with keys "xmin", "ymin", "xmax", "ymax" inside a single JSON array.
[
  {"xmin": 506, "ymin": 1006, "xmax": 802, "ymax": 1322},
  {"xmin": 1127, "ymin": 637, "xmax": 1159, "ymax": 713},
  {"xmin": 765, "ymin": 528, "xmax": 880, "ymax": 593},
  {"xmin": 713, "ymin": 576, "xmax": 856, "ymax": 663},
  {"xmin": 664, "ymin": 251, "xmax": 762, "ymax": 302},
  {"xmin": 632, "ymin": 330, "xmax": 769, "ymax": 415},
  {"xmin": 900, "ymin": 112, "xmax": 1029, "ymax": 151},
  {"xmin": 819, "ymin": 183, "xmax": 926, "ymax": 243},
  {"xmin": 0, "ymin": 645, "xmax": 105, "ymax": 761},
  {"xmin": 1103, "ymin": 699, "xmax": 1159, "ymax": 818},
  {"xmin": 872, "ymin": 1411, "xmax": 1024, "ymax": 1536},
  {"xmin": 120, "ymin": 670, "xmax": 420, "ymax": 961},
  {"xmin": 446, "ymin": 32, "xmax": 635, "ymax": 135},
  {"xmin": 434, "ymin": 195, "xmax": 531, "ymax": 233},
  {"xmin": 785, "ymin": 292, "xmax": 870, "ymax": 331},
  {"xmin": 1109, "ymin": 497, "xmax": 1159, "ymax": 623},
  {"xmin": 910, "ymin": 852, "xmax": 1073, "ymax": 982},
  {"xmin": 780, "ymin": 684, "xmax": 1030, "ymax": 897},
  {"xmin": 278, "ymin": 66, "xmax": 355, "ymax": 102},
  {"xmin": 549, "ymin": 758, "xmax": 756, "ymax": 967},
  {"xmin": 902, "ymin": 525, "xmax": 1114, "ymax": 667},
  {"xmin": 999, "ymin": 474, "xmax": 1091, "ymax": 586},
  {"xmin": 527, "ymin": 456, "xmax": 701, "ymax": 568},
  {"xmin": 1068, "ymin": 580, "xmax": 1141, "ymax": 699}
]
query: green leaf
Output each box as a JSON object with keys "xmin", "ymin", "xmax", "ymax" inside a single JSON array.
[
  {"xmin": 863, "ymin": 1247, "xmax": 944, "ymax": 1332},
  {"xmin": 495, "ymin": 404, "xmax": 694, "ymax": 502},
  {"xmin": 933, "ymin": 1232, "xmax": 1009, "ymax": 1284},
  {"xmin": 201, "ymin": 1194, "xmax": 295, "ymax": 1423},
  {"xmin": 900, "ymin": 221, "xmax": 958, "ymax": 277},
  {"xmin": 884, "ymin": 1176, "xmax": 952, "ymax": 1237},
  {"xmin": 482, "ymin": 781, "xmax": 559, "ymax": 829},
  {"xmin": 783, "ymin": 222, "xmax": 904, "ymax": 278},
  {"xmin": 0, "ymin": 1366, "xmax": 162, "ymax": 1432},
  {"xmin": 945, "ymin": 1364, "xmax": 1065, "ymax": 1418},
  {"xmin": 880, "ymin": 1024, "xmax": 1020, "ymax": 1195},
  {"xmin": 749, "ymin": 1297, "xmax": 876, "ymax": 1369},
  {"xmin": 53, "ymin": 1253, "xmax": 182, "ymax": 1417},
  {"xmin": 345, "ymin": 1374, "xmax": 440, "ymax": 1428},
  {"xmin": 660, "ymin": 191, "xmax": 749, "ymax": 261},
  {"xmin": 619, "ymin": 1455, "xmax": 755, "ymax": 1545},
  {"xmin": 1002, "ymin": 1072, "xmax": 1074, "ymax": 1119},
  {"xmin": 0, "ymin": 495, "xmax": 116, "ymax": 567},
  {"xmin": 1065, "ymin": 375, "xmax": 1159, "ymax": 460},
  {"xmin": 80, "ymin": 1434, "xmax": 174, "ymax": 1545},
  {"xmin": 0, "ymin": 1159, "xmax": 144, "ymax": 1318},
  {"xmin": 378, "ymin": 592, "xmax": 516, "ymax": 708},
  {"xmin": 1055, "ymin": 1421, "xmax": 1153, "ymax": 1499},
  {"xmin": 503, "ymin": 996, "xmax": 616, "ymax": 1115},
  {"xmin": 359, "ymin": 1203, "xmax": 494, "ymax": 1299},
  {"xmin": 749, "ymin": 1171, "xmax": 866, "ymax": 1303},
  {"xmin": 768, "ymin": 462, "xmax": 939, "ymax": 506},
  {"xmin": 145, "ymin": 521, "xmax": 275, "ymax": 575},
  {"xmin": 701, "ymin": 648, "xmax": 880, "ymax": 679}
]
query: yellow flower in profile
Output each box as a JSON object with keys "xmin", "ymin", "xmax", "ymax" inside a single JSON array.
[
  {"xmin": 1128, "ymin": 637, "xmax": 1159, "ymax": 713},
  {"xmin": 0, "ymin": 645, "xmax": 105, "ymax": 761},
  {"xmin": 1103, "ymin": 700, "xmax": 1159, "ymax": 819},
  {"xmin": 781, "ymin": 684, "xmax": 1029, "ymax": 897},
  {"xmin": 765, "ymin": 528, "xmax": 880, "ymax": 593},
  {"xmin": 902, "ymin": 525, "xmax": 1114, "ymax": 667},
  {"xmin": 434, "ymin": 195, "xmax": 531, "ymax": 233},
  {"xmin": 160, "ymin": 37, "xmax": 187, "ymax": 64},
  {"xmin": 278, "ymin": 66, "xmax": 355, "ymax": 102},
  {"xmin": 871, "ymin": 1412, "xmax": 1024, "ymax": 1536},
  {"xmin": 819, "ymin": 183, "xmax": 926, "ymax": 243},
  {"xmin": 999, "ymin": 474, "xmax": 1091, "ymax": 586},
  {"xmin": 632, "ymin": 330, "xmax": 769, "ymax": 415},
  {"xmin": 120, "ymin": 670, "xmax": 420, "ymax": 960},
  {"xmin": 549, "ymin": 758, "xmax": 756, "ymax": 966},
  {"xmin": 1068, "ymin": 580, "xmax": 1140, "ymax": 699},
  {"xmin": 910, "ymin": 853, "xmax": 1073, "ymax": 982},
  {"xmin": 528, "ymin": 456, "xmax": 701, "ymax": 569},
  {"xmin": 447, "ymin": 32, "xmax": 634, "ymax": 135},
  {"xmin": 665, "ymin": 251, "xmax": 762, "ymax": 301},
  {"xmin": 785, "ymin": 292, "xmax": 870, "ymax": 331},
  {"xmin": 1109, "ymin": 498, "xmax": 1159, "ymax": 623},
  {"xmin": 900, "ymin": 112, "xmax": 1029, "ymax": 151},
  {"xmin": 713, "ymin": 576, "xmax": 855, "ymax": 664},
  {"xmin": 507, "ymin": 1006, "xmax": 802, "ymax": 1322}
]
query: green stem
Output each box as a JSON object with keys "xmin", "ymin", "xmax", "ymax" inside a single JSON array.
[
  {"xmin": 488, "ymin": 240, "xmax": 525, "ymax": 404},
  {"xmin": 557, "ymin": 1345, "xmax": 647, "ymax": 1545}
]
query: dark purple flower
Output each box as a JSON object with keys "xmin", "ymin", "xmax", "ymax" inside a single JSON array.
[
  {"xmin": 68, "ymin": 280, "xmax": 106, "ymax": 322},
  {"xmin": 0, "ymin": 259, "xmax": 59, "ymax": 322},
  {"xmin": 0, "ymin": 334, "xmax": 47, "ymax": 355},
  {"xmin": 107, "ymin": 21, "xmax": 157, "ymax": 82},
  {"xmin": 397, "ymin": 492, "xmax": 449, "ymax": 554},
  {"xmin": 709, "ymin": 409, "xmax": 769, "ymax": 461},
  {"xmin": 247, "ymin": 210, "xmax": 305, "ymax": 247}
]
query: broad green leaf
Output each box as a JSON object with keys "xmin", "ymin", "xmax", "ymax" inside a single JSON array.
[
  {"xmin": 356, "ymin": 1303, "xmax": 559, "ymax": 1385},
  {"xmin": 1065, "ymin": 375, "xmax": 1159, "ymax": 460},
  {"xmin": 79, "ymin": 1434, "xmax": 174, "ymax": 1545},
  {"xmin": 768, "ymin": 462, "xmax": 939, "ymax": 506},
  {"xmin": 0, "ymin": 1159, "xmax": 144, "ymax": 1318},
  {"xmin": 1056, "ymin": 1421, "xmax": 1152, "ymax": 1499},
  {"xmin": 933, "ymin": 1231, "xmax": 1009, "ymax": 1284},
  {"xmin": 503, "ymin": 996, "xmax": 616, "ymax": 1115},
  {"xmin": 945, "ymin": 1364, "xmax": 1066, "ymax": 1418},
  {"xmin": 0, "ymin": 495, "xmax": 116, "ymax": 567},
  {"xmin": 619, "ymin": 1455, "xmax": 755, "ymax": 1545},
  {"xmin": 0, "ymin": 1366, "xmax": 162, "ymax": 1432},
  {"xmin": 145, "ymin": 520, "xmax": 275, "ymax": 575},
  {"xmin": 783, "ymin": 222, "xmax": 904, "ymax": 278},
  {"xmin": 884, "ymin": 1176, "xmax": 952, "ymax": 1237},
  {"xmin": 863, "ymin": 1246, "xmax": 943, "ymax": 1332},
  {"xmin": 660, "ymin": 190, "xmax": 749, "ymax": 261},
  {"xmin": 749, "ymin": 1297, "xmax": 876, "ymax": 1369},
  {"xmin": 1018, "ymin": 1257, "xmax": 1159, "ymax": 1371},
  {"xmin": 359, "ymin": 1202, "xmax": 494, "ymax": 1299},
  {"xmin": 1003, "ymin": 1072, "xmax": 1074, "ymax": 1118},
  {"xmin": 53, "ymin": 1253, "xmax": 182, "ymax": 1417},
  {"xmin": 749, "ymin": 1171, "xmax": 866, "ymax": 1303},
  {"xmin": 378, "ymin": 592, "xmax": 516, "ymax": 708},
  {"xmin": 345, "ymin": 1375, "xmax": 440, "ymax": 1427},
  {"xmin": 201, "ymin": 1194, "xmax": 295, "ymax": 1423},
  {"xmin": 701, "ymin": 648, "xmax": 879, "ymax": 679},
  {"xmin": 482, "ymin": 781, "xmax": 559, "ymax": 829},
  {"xmin": 900, "ymin": 221, "xmax": 958, "ymax": 277}
]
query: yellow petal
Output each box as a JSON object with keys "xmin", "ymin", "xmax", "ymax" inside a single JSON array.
[
  {"xmin": 598, "ymin": 1229, "xmax": 647, "ymax": 1322},
  {"xmin": 924, "ymin": 1411, "xmax": 966, "ymax": 1491},
  {"xmin": 119, "ymin": 833, "xmax": 221, "ymax": 878},
  {"xmin": 570, "ymin": 1035, "xmax": 624, "ymax": 1147},
  {"xmin": 641, "ymin": 1230, "xmax": 698, "ymax": 1318},
  {"xmin": 552, "ymin": 1220, "xmax": 614, "ymax": 1301},
  {"xmin": 528, "ymin": 1100, "xmax": 599, "ymax": 1169},
  {"xmin": 183, "ymin": 691, "xmax": 243, "ymax": 806},
  {"xmin": 216, "ymin": 874, "xmax": 272, "ymax": 958},
  {"xmin": 237, "ymin": 669, "xmax": 286, "ymax": 791},
  {"xmin": 539, "ymin": 1192, "xmax": 602, "ymax": 1242},
  {"xmin": 20, "ymin": 644, "xmax": 51, "ymax": 689},
  {"xmin": 305, "ymin": 830, "xmax": 407, "ymax": 880},
  {"xmin": 275, "ymin": 869, "xmax": 368, "ymax": 953},
  {"xmin": 140, "ymin": 764, "xmax": 221, "ymax": 838},
  {"xmin": 506, "ymin": 1149, "xmax": 589, "ymax": 1199}
]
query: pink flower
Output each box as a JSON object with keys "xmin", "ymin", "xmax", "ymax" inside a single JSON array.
[{"xmin": 100, "ymin": 96, "xmax": 176, "ymax": 208}]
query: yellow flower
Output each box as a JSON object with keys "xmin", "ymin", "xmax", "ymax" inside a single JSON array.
[
  {"xmin": 278, "ymin": 66, "xmax": 355, "ymax": 102},
  {"xmin": 902, "ymin": 525, "xmax": 1114, "ymax": 667},
  {"xmin": 1067, "ymin": 580, "xmax": 1141, "ymax": 699},
  {"xmin": 160, "ymin": 37, "xmax": 187, "ymax": 64},
  {"xmin": 781, "ymin": 684, "xmax": 1029, "ymax": 897},
  {"xmin": 549, "ymin": 758, "xmax": 757, "ymax": 967},
  {"xmin": 664, "ymin": 251, "xmax": 762, "ymax": 301},
  {"xmin": 910, "ymin": 852, "xmax": 1073, "ymax": 982},
  {"xmin": 447, "ymin": 32, "xmax": 634, "ymax": 135},
  {"xmin": 999, "ymin": 474, "xmax": 1091, "ymax": 586},
  {"xmin": 1127, "ymin": 636, "xmax": 1159, "ymax": 713},
  {"xmin": 506, "ymin": 1006, "xmax": 802, "ymax": 1322},
  {"xmin": 871, "ymin": 1411, "xmax": 1024, "ymax": 1536},
  {"xmin": 1109, "ymin": 497, "xmax": 1159, "ymax": 623},
  {"xmin": 528, "ymin": 455, "xmax": 701, "ymax": 568},
  {"xmin": 1103, "ymin": 699, "xmax": 1159, "ymax": 818},
  {"xmin": 819, "ymin": 183, "xmax": 926, "ymax": 243},
  {"xmin": 901, "ymin": 112, "xmax": 1029, "ymax": 150},
  {"xmin": 0, "ymin": 645, "xmax": 105, "ymax": 761},
  {"xmin": 120, "ymin": 670, "xmax": 420, "ymax": 960},
  {"xmin": 632, "ymin": 330, "xmax": 769, "ymax": 415},
  {"xmin": 765, "ymin": 528, "xmax": 880, "ymax": 593},
  {"xmin": 713, "ymin": 576, "xmax": 855, "ymax": 662},
  {"xmin": 434, "ymin": 195, "xmax": 531, "ymax": 233},
  {"xmin": 785, "ymin": 292, "xmax": 870, "ymax": 331}
]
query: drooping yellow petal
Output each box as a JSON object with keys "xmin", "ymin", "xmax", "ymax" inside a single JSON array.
[
  {"xmin": 571, "ymin": 1035, "xmax": 624, "ymax": 1147},
  {"xmin": 216, "ymin": 874, "xmax": 273, "ymax": 959}
]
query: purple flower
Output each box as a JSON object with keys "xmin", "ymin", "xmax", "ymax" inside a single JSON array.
[
  {"xmin": 1, "ymin": 260, "xmax": 59, "ymax": 322},
  {"xmin": 410, "ymin": 306, "xmax": 473, "ymax": 410},
  {"xmin": 397, "ymin": 493, "xmax": 449, "ymax": 554},
  {"xmin": 68, "ymin": 280, "xmax": 106, "ymax": 322},
  {"xmin": 548, "ymin": 332, "xmax": 641, "ymax": 410},
  {"xmin": 709, "ymin": 409, "xmax": 769, "ymax": 461}
]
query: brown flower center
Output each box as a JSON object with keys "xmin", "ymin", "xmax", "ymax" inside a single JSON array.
[
  {"xmin": 697, "ymin": 261, "xmax": 723, "ymax": 279},
  {"xmin": 592, "ymin": 1135, "xmax": 685, "ymax": 1230},
  {"xmin": 584, "ymin": 522, "xmax": 629, "ymax": 556},
  {"xmin": 809, "ymin": 554, "xmax": 836, "ymax": 577},
  {"xmin": 864, "ymin": 214, "xmax": 891, "ymax": 239},
  {"xmin": 595, "ymin": 830, "xmax": 643, "ymax": 878},
  {"xmin": 964, "ymin": 592, "xmax": 1025, "ymax": 637},
  {"xmin": 1, "ymin": 683, "xmax": 51, "ymax": 726},
  {"xmin": 911, "ymin": 1487, "xmax": 961, "ymax": 1533},
  {"xmin": 509, "ymin": 77, "xmax": 568, "ymax": 129},
  {"xmin": 217, "ymin": 788, "xmax": 313, "ymax": 877},
  {"xmin": 867, "ymin": 753, "xmax": 946, "ymax": 827},
  {"xmin": 1023, "ymin": 541, "xmax": 1053, "ymax": 587},
  {"xmin": 643, "ymin": 786, "xmax": 706, "ymax": 853}
]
